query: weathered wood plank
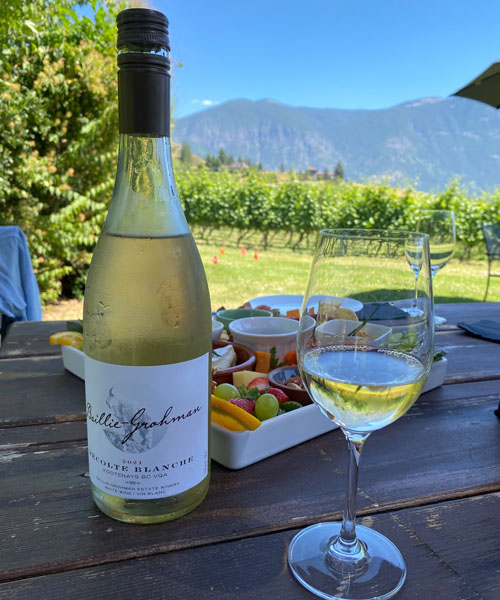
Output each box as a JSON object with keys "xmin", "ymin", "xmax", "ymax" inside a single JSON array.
[
  {"xmin": 425, "ymin": 378, "xmax": 500, "ymax": 402},
  {"xmin": 396, "ymin": 492, "xmax": 500, "ymax": 600},
  {"xmin": 0, "ymin": 321, "xmax": 67, "ymax": 360},
  {"xmin": 0, "ymin": 355, "xmax": 64, "ymax": 375},
  {"xmin": 0, "ymin": 421, "xmax": 87, "ymax": 447},
  {"xmin": 2, "ymin": 493, "xmax": 497, "ymax": 599},
  {"xmin": 0, "ymin": 388, "xmax": 498, "ymax": 583},
  {"xmin": 0, "ymin": 361, "xmax": 85, "ymax": 427},
  {"xmin": 0, "ymin": 332, "xmax": 498, "ymax": 429},
  {"xmin": 0, "ymin": 371, "xmax": 496, "ymax": 432},
  {"xmin": 434, "ymin": 301, "xmax": 500, "ymax": 326},
  {"xmin": 435, "ymin": 328, "xmax": 500, "ymax": 382}
]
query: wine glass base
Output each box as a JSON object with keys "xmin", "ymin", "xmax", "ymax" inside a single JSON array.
[
  {"xmin": 434, "ymin": 315, "xmax": 447, "ymax": 326},
  {"xmin": 288, "ymin": 523, "xmax": 406, "ymax": 600},
  {"xmin": 401, "ymin": 306, "xmax": 424, "ymax": 318}
]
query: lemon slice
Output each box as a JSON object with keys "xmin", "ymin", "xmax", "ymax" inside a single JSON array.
[
  {"xmin": 49, "ymin": 331, "xmax": 84, "ymax": 350},
  {"xmin": 335, "ymin": 308, "xmax": 359, "ymax": 321},
  {"xmin": 317, "ymin": 299, "xmax": 342, "ymax": 324},
  {"xmin": 211, "ymin": 395, "xmax": 261, "ymax": 432}
]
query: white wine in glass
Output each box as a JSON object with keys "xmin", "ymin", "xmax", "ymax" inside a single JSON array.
[{"xmin": 288, "ymin": 229, "xmax": 434, "ymax": 600}]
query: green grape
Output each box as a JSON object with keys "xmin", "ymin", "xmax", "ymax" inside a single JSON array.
[
  {"xmin": 213, "ymin": 383, "xmax": 240, "ymax": 401},
  {"xmin": 255, "ymin": 393, "xmax": 279, "ymax": 421}
]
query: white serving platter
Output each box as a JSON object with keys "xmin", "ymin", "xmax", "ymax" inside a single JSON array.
[
  {"xmin": 248, "ymin": 294, "xmax": 363, "ymax": 315},
  {"xmin": 315, "ymin": 318, "xmax": 392, "ymax": 345},
  {"xmin": 423, "ymin": 356, "xmax": 448, "ymax": 394},
  {"xmin": 211, "ymin": 404, "xmax": 337, "ymax": 469},
  {"xmin": 63, "ymin": 344, "xmax": 85, "ymax": 380},
  {"xmin": 60, "ymin": 346, "xmax": 337, "ymax": 469},
  {"xmin": 61, "ymin": 347, "xmax": 447, "ymax": 470}
]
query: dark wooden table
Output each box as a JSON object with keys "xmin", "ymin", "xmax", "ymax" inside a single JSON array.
[{"xmin": 1, "ymin": 303, "xmax": 499, "ymax": 599}]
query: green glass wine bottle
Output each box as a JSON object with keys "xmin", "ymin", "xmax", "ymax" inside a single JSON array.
[{"xmin": 83, "ymin": 8, "xmax": 211, "ymax": 524}]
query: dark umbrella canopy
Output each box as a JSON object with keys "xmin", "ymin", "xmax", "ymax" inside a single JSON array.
[{"xmin": 453, "ymin": 61, "xmax": 500, "ymax": 108}]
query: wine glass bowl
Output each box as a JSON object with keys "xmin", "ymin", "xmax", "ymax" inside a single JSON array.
[
  {"xmin": 288, "ymin": 229, "xmax": 434, "ymax": 600},
  {"xmin": 417, "ymin": 209, "xmax": 456, "ymax": 278}
]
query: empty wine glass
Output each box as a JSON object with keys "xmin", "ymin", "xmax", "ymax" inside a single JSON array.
[
  {"xmin": 403, "ymin": 236, "xmax": 425, "ymax": 317},
  {"xmin": 417, "ymin": 209, "xmax": 456, "ymax": 325},
  {"xmin": 288, "ymin": 229, "xmax": 434, "ymax": 600}
]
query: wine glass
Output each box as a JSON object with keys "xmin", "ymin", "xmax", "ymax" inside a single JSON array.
[
  {"xmin": 288, "ymin": 229, "xmax": 434, "ymax": 600},
  {"xmin": 403, "ymin": 237, "xmax": 424, "ymax": 317},
  {"xmin": 417, "ymin": 209, "xmax": 456, "ymax": 325}
]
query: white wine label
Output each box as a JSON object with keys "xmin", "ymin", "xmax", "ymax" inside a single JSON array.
[{"xmin": 84, "ymin": 353, "xmax": 209, "ymax": 500}]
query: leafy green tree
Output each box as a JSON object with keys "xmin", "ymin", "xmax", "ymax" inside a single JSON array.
[
  {"xmin": 180, "ymin": 142, "xmax": 193, "ymax": 166},
  {"xmin": 0, "ymin": 0, "xmax": 123, "ymax": 302},
  {"xmin": 334, "ymin": 161, "xmax": 345, "ymax": 180},
  {"xmin": 218, "ymin": 148, "xmax": 229, "ymax": 165},
  {"xmin": 205, "ymin": 153, "xmax": 221, "ymax": 170}
]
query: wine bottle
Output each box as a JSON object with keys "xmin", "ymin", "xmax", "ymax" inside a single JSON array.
[{"xmin": 83, "ymin": 8, "xmax": 212, "ymax": 524}]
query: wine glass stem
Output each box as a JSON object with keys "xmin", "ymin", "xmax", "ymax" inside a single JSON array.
[
  {"xmin": 327, "ymin": 434, "xmax": 369, "ymax": 565},
  {"xmin": 340, "ymin": 436, "xmax": 366, "ymax": 543},
  {"xmin": 412, "ymin": 273, "xmax": 418, "ymax": 307}
]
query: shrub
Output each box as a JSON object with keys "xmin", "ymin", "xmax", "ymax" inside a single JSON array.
[{"xmin": 0, "ymin": 0, "xmax": 121, "ymax": 302}]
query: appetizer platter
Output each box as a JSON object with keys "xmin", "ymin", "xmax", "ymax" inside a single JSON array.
[
  {"xmin": 58, "ymin": 344, "xmax": 338, "ymax": 469},
  {"xmin": 52, "ymin": 297, "xmax": 447, "ymax": 470}
]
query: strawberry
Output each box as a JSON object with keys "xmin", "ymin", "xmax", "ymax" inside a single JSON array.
[
  {"xmin": 267, "ymin": 387, "xmax": 290, "ymax": 404},
  {"xmin": 247, "ymin": 377, "xmax": 269, "ymax": 393},
  {"xmin": 229, "ymin": 398, "xmax": 256, "ymax": 414}
]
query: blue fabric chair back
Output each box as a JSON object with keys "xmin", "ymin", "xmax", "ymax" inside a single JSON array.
[{"xmin": 0, "ymin": 226, "xmax": 42, "ymax": 322}]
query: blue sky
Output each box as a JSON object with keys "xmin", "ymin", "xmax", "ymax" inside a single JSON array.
[{"xmin": 140, "ymin": 1, "xmax": 500, "ymax": 118}]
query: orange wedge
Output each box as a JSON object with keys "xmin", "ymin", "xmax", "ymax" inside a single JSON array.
[
  {"xmin": 211, "ymin": 395, "xmax": 261, "ymax": 432},
  {"xmin": 49, "ymin": 331, "xmax": 84, "ymax": 350}
]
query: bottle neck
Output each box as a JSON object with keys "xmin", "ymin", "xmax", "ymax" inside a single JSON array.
[
  {"xmin": 104, "ymin": 134, "xmax": 188, "ymax": 238},
  {"xmin": 120, "ymin": 134, "xmax": 173, "ymax": 195},
  {"xmin": 118, "ymin": 54, "xmax": 170, "ymax": 136}
]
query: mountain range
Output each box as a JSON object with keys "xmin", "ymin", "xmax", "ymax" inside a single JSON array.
[{"xmin": 173, "ymin": 97, "xmax": 500, "ymax": 192}]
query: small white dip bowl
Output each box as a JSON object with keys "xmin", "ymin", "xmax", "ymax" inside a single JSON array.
[
  {"xmin": 229, "ymin": 316, "xmax": 315, "ymax": 361},
  {"xmin": 315, "ymin": 318, "xmax": 392, "ymax": 345},
  {"xmin": 212, "ymin": 319, "xmax": 224, "ymax": 341}
]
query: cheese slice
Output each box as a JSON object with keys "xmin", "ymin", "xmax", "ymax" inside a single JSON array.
[
  {"xmin": 232, "ymin": 370, "xmax": 269, "ymax": 389},
  {"xmin": 212, "ymin": 345, "xmax": 237, "ymax": 371}
]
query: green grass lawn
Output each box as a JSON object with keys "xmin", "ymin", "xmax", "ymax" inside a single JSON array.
[
  {"xmin": 194, "ymin": 229, "xmax": 500, "ymax": 311},
  {"xmin": 42, "ymin": 228, "xmax": 500, "ymax": 321}
]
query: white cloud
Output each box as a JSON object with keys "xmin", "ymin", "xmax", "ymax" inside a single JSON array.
[{"xmin": 191, "ymin": 99, "xmax": 219, "ymax": 107}]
